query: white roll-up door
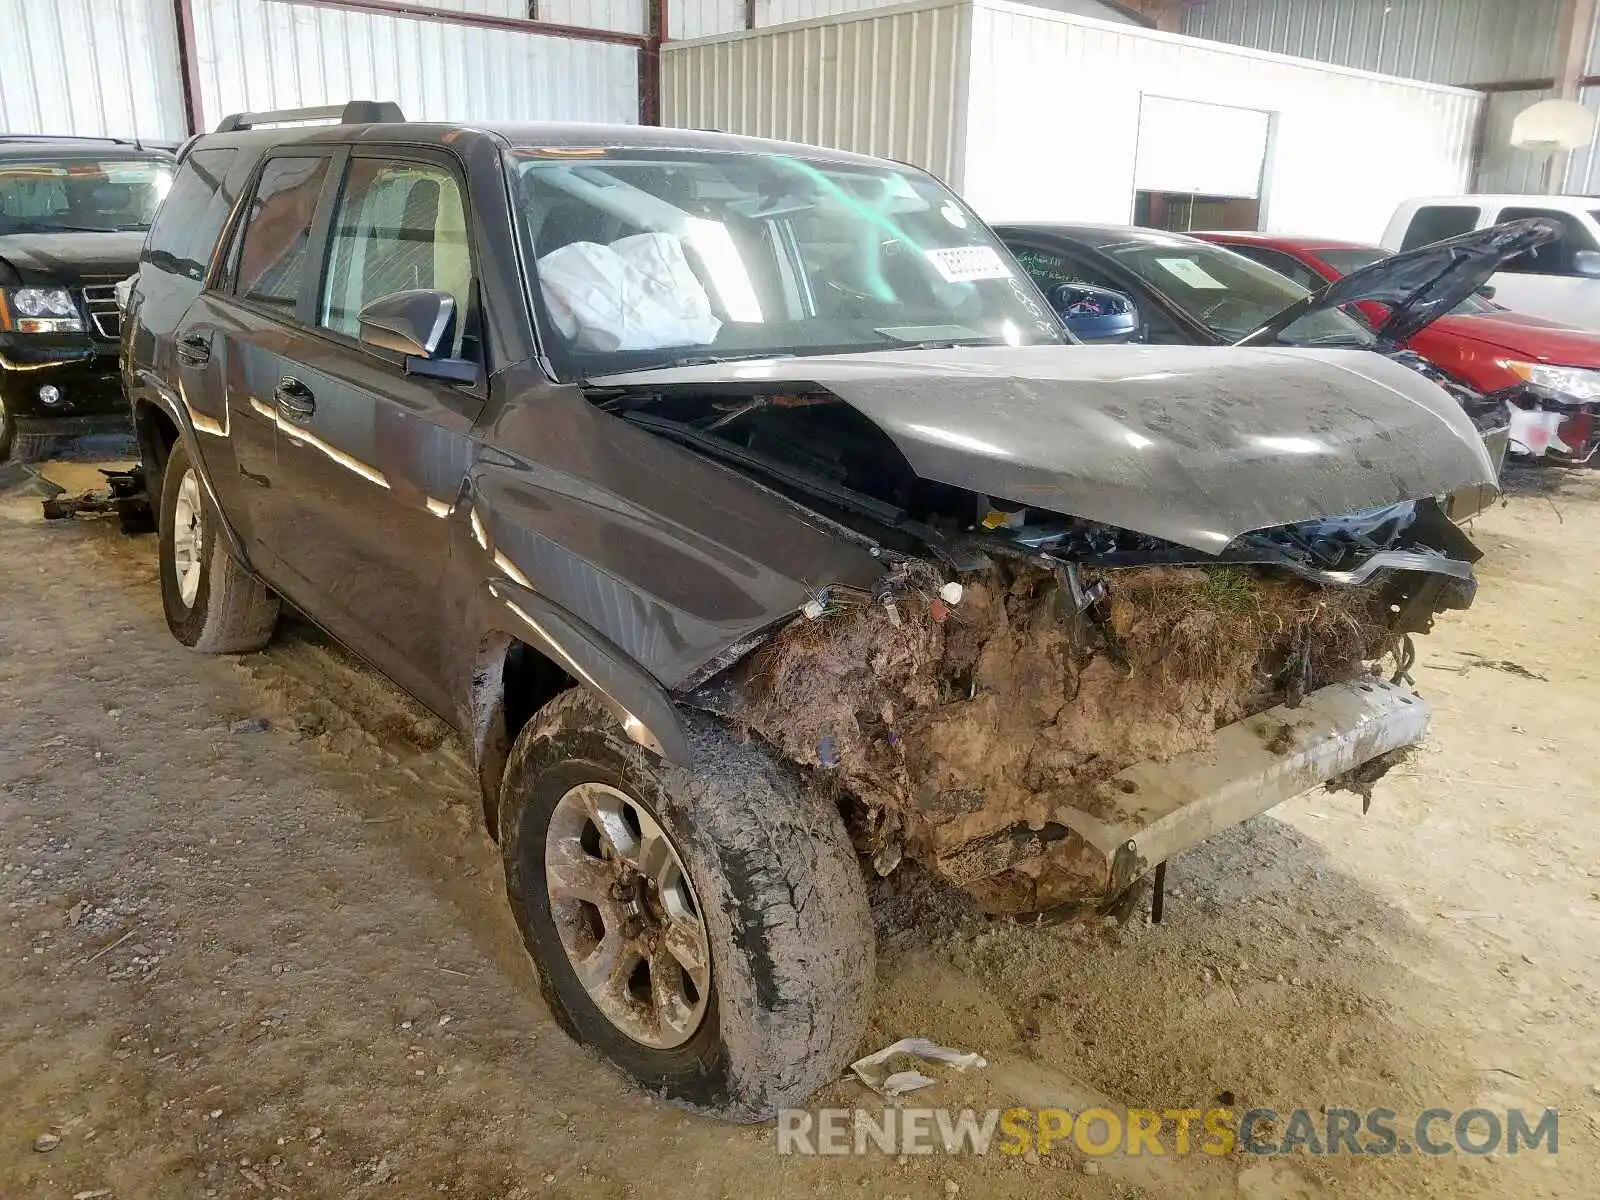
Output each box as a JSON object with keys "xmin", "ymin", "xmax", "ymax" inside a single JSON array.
[{"xmin": 1134, "ymin": 96, "xmax": 1271, "ymax": 198}]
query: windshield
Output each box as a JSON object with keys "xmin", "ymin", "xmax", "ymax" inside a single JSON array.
[
  {"xmin": 1102, "ymin": 236, "xmax": 1375, "ymax": 346},
  {"xmin": 1316, "ymin": 245, "xmax": 1499, "ymax": 317},
  {"xmin": 509, "ymin": 148, "xmax": 1065, "ymax": 379},
  {"xmin": 0, "ymin": 156, "xmax": 174, "ymax": 235}
]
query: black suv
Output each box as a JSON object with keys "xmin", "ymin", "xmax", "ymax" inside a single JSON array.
[
  {"xmin": 0, "ymin": 135, "xmax": 174, "ymax": 461},
  {"xmin": 126, "ymin": 104, "xmax": 1497, "ymax": 1119}
]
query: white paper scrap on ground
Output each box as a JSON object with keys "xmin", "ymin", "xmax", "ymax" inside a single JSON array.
[{"xmin": 850, "ymin": 1037, "xmax": 987, "ymax": 1097}]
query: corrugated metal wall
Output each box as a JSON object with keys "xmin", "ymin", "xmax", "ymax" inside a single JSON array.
[
  {"xmin": 662, "ymin": 2, "xmax": 972, "ymax": 183},
  {"xmin": 1182, "ymin": 0, "xmax": 1562, "ymax": 86},
  {"xmin": 668, "ymin": 0, "xmax": 1137, "ymax": 37},
  {"xmin": 542, "ymin": 0, "xmax": 646, "ymax": 34},
  {"xmin": 664, "ymin": 0, "xmax": 1480, "ymax": 241},
  {"xmin": 754, "ymin": 0, "xmax": 901, "ymax": 27},
  {"xmin": 274, "ymin": 0, "xmax": 646, "ymax": 25},
  {"xmin": 963, "ymin": 0, "xmax": 1480, "ymax": 237},
  {"xmin": 190, "ymin": 0, "xmax": 639, "ymax": 129},
  {"xmin": 411, "ymin": 0, "xmax": 522, "ymax": 14},
  {"xmin": 0, "ymin": 0, "xmax": 188, "ymax": 140},
  {"xmin": 670, "ymin": 0, "xmax": 745, "ymax": 39},
  {"xmin": 751, "ymin": 0, "xmax": 1135, "ymax": 26},
  {"xmin": 1475, "ymin": 88, "xmax": 1559, "ymax": 194}
]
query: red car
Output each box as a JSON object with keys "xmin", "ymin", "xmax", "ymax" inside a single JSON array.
[{"xmin": 1194, "ymin": 231, "xmax": 1599, "ymax": 465}]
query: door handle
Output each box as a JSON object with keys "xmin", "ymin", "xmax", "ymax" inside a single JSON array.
[
  {"xmin": 274, "ymin": 376, "xmax": 316, "ymax": 423},
  {"xmin": 176, "ymin": 330, "xmax": 211, "ymax": 365}
]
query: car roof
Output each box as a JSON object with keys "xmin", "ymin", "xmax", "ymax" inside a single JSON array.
[
  {"xmin": 191, "ymin": 119, "xmax": 897, "ymax": 169},
  {"xmin": 0, "ymin": 135, "xmax": 173, "ymax": 160},
  {"xmin": 992, "ymin": 222, "xmax": 1210, "ymax": 249},
  {"xmin": 1399, "ymin": 194, "xmax": 1600, "ymax": 211},
  {"xmin": 1190, "ymin": 230, "xmax": 1380, "ymax": 253}
]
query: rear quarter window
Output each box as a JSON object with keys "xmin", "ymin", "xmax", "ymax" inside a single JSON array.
[
  {"xmin": 1399, "ymin": 205, "xmax": 1481, "ymax": 251},
  {"xmin": 142, "ymin": 148, "xmax": 240, "ymax": 283},
  {"xmin": 233, "ymin": 156, "xmax": 333, "ymax": 318}
]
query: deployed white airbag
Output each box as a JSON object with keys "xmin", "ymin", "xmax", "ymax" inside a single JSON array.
[{"xmin": 538, "ymin": 232, "xmax": 722, "ymax": 352}]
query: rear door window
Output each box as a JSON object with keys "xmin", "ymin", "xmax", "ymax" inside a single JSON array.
[
  {"xmin": 143, "ymin": 148, "xmax": 239, "ymax": 284},
  {"xmin": 1399, "ymin": 205, "xmax": 1481, "ymax": 251},
  {"xmin": 1494, "ymin": 206, "xmax": 1598, "ymax": 275},
  {"xmin": 234, "ymin": 156, "xmax": 333, "ymax": 318}
]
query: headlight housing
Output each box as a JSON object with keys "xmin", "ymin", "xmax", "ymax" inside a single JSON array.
[
  {"xmin": 1, "ymin": 286, "xmax": 84, "ymax": 334},
  {"xmin": 1501, "ymin": 360, "xmax": 1600, "ymax": 402}
]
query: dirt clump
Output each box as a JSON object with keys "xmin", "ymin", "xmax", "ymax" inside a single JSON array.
[{"xmin": 731, "ymin": 560, "xmax": 1391, "ymax": 914}]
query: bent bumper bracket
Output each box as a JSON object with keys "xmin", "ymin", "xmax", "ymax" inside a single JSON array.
[{"xmin": 1059, "ymin": 678, "xmax": 1431, "ymax": 887}]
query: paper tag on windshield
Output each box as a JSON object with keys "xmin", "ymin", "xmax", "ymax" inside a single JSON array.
[
  {"xmin": 925, "ymin": 245, "xmax": 1013, "ymax": 283},
  {"xmin": 1155, "ymin": 257, "xmax": 1226, "ymax": 289}
]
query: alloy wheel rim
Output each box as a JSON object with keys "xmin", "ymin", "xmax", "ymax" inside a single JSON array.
[
  {"xmin": 544, "ymin": 782, "xmax": 711, "ymax": 1049},
  {"xmin": 172, "ymin": 470, "xmax": 204, "ymax": 609}
]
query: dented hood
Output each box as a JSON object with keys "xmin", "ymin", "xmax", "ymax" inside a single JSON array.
[
  {"xmin": 1238, "ymin": 219, "xmax": 1560, "ymax": 348},
  {"xmin": 595, "ymin": 343, "xmax": 1497, "ymax": 553}
]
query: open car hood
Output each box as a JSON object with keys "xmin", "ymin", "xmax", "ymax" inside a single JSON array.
[
  {"xmin": 593, "ymin": 344, "xmax": 1497, "ymax": 554},
  {"xmin": 1236, "ymin": 219, "xmax": 1561, "ymax": 348}
]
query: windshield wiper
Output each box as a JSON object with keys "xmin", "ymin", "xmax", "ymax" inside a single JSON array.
[
  {"xmin": 0, "ymin": 220, "xmax": 114, "ymax": 234},
  {"xmin": 661, "ymin": 351, "xmax": 798, "ymax": 368},
  {"xmin": 887, "ymin": 338, "xmax": 1007, "ymax": 351},
  {"xmin": 1291, "ymin": 334, "xmax": 1372, "ymax": 348}
]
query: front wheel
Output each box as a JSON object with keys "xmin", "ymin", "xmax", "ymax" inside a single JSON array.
[
  {"xmin": 500, "ymin": 690, "xmax": 874, "ymax": 1121},
  {"xmin": 158, "ymin": 439, "xmax": 279, "ymax": 653}
]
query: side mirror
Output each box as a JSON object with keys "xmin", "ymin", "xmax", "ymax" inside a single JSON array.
[
  {"xmin": 1047, "ymin": 283, "xmax": 1140, "ymax": 344},
  {"xmin": 1573, "ymin": 250, "xmax": 1600, "ymax": 279},
  {"xmin": 357, "ymin": 289, "xmax": 478, "ymax": 383},
  {"xmin": 358, "ymin": 288, "xmax": 456, "ymax": 357}
]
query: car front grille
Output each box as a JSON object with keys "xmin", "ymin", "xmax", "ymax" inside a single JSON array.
[{"xmin": 81, "ymin": 285, "xmax": 121, "ymax": 340}]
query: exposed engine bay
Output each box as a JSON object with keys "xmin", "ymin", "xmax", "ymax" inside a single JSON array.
[{"xmin": 592, "ymin": 375, "xmax": 1484, "ymax": 917}]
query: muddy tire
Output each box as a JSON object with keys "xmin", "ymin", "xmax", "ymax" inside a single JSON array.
[
  {"xmin": 500, "ymin": 689, "xmax": 873, "ymax": 1122},
  {"xmin": 0, "ymin": 401, "xmax": 13, "ymax": 462},
  {"xmin": 158, "ymin": 440, "xmax": 279, "ymax": 653}
]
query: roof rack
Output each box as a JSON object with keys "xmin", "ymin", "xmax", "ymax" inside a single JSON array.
[
  {"xmin": 214, "ymin": 100, "xmax": 405, "ymax": 134},
  {"xmin": 0, "ymin": 133, "xmax": 141, "ymax": 147}
]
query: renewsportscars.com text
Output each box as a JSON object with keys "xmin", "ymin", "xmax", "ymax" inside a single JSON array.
[{"xmin": 776, "ymin": 1106, "xmax": 1560, "ymax": 1158}]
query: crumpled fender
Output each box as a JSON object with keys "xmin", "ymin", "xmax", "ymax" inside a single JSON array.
[{"xmin": 482, "ymin": 575, "xmax": 693, "ymax": 766}]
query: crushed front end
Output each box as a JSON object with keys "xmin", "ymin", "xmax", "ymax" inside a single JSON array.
[
  {"xmin": 688, "ymin": 499, "xmax": 1474, "ymax": 916},
  {"xmin": 593, "ymin": 345, "xmax": 1491, "ymax": 919}
]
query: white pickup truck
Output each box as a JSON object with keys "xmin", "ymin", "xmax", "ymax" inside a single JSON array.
[{"xmin": 1384, "ymin": 194, "xmax": 1600, "ymax": 329}]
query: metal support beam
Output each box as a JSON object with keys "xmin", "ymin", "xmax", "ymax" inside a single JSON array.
[
  {"xmin": 639, "ymin": 0, "xmax": 668, "ymax": 125},
  {"xmin": 1546, "ymin": 0, "xmax": 1600, "ymax": 193},
  {"xmin": 172, "ymin": 0, "xmax": 206, "ymax": 136}
]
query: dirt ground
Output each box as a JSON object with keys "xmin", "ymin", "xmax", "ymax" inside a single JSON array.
[{"xmin": 1, "ymin": 458, "xmax": 1596, "ymax": 1200}]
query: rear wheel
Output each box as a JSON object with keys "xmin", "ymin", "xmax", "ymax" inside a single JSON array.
[
  {"xmin": 158, "ymin": 439, "xmax": 279, "ymax": 652},
  {"xmin": 500, "ymin": 690, "xmax": 874, "ymax": 1121}
]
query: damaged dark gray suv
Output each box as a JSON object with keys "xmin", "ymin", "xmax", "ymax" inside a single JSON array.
[{"xmin": 124, "ymin": 104, "xmax": 1496, "ymax": 1120}]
